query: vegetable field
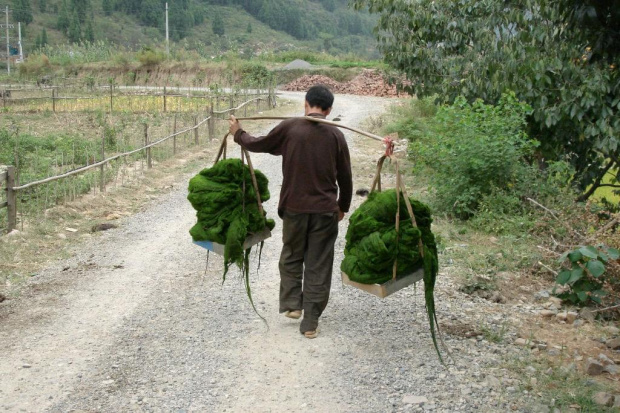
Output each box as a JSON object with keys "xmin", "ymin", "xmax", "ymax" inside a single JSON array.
[{"xmin": 0, "ymin": 82, "xmax": 276, "ymax": 234}]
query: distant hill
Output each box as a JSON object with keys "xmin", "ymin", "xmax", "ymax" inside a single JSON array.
[{"xmin": 8, "ymin": 0, "xmax": 378, "ymax": 59}]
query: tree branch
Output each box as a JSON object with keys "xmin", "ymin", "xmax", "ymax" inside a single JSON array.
[{"xmin": 577, "ymin": 159, "xmax": 617, "ymax": 202}]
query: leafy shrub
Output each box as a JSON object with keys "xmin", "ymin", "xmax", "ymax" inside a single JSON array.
[
  {"xmin": 406, "ymin": 92, "xmax": 537, "ymax": 219},
  {"xmin": 239, "ymin": 63, "xmax": 273, "ymax": 87},
  {"xmin": 18, "ymin": 54, "xmax": 51, "ymax": 77},
  {"xmin": 137, "ymin": 48, "xmax": 165, "ymax": 66},
  {"xmin": 554, "ymin": 245, "xmax": 619, "ymax": 305}
]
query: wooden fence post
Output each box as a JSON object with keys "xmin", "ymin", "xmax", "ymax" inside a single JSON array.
[
  {"xmin": 144, "ymin": 124, "xmax": 152, "ymax": 169},
  {"xmin": 100, "ymin": 131, "xmax": 105, "ymax": 193},
  {"xmin": 194, "ymin": 116, "xmax": 199, "ymax": 145},
  {"xmin": 6, "ymin": 166, "xmax": 16, "ymax": 233},
  {"xmin": 173, "ymin": 114, "xmax": 177, "ymax": 155},
  {"xmin": 163, "ymin": 86, "xmax": 167, "ymax": 113},
  {"xmin": 109, "ymin": 83, "xmax": 114, "ymax": 113},
  {"xmin": 52, "ymin": 88, "xmax": 56, "ymax": 112},
  {"xmin": 208, "ymin": 103, "xmax": 215, "ymax": 141}
]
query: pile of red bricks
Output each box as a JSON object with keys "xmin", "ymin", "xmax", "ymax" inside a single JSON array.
[{"xmin": 283, "ymin": 70, "xmax": 406, "ymax": 97}]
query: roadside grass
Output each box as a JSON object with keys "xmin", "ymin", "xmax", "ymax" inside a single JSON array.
[
  {"xmin": 509, "ymin": 356, "xmax": 618, "ymax": 412},
  {"xmin": 481, "ymin": 321, "xmax": 510, "ymax": 343}
]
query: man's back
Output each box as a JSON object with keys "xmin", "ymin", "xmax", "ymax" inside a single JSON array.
[{"xmin": 233, "ymin": 114, "xmax": 352, "ymax": 216}]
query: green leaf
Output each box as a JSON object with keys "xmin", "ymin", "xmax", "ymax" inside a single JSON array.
[
  {"xmin": 576, "ymin": 291, "xmax": 588, "ymax": 302},
  {"xmin": 558, "ymin": 250, "xmax": 570, "ymax": 262},
  {"xmin": 568, "ymin": 251, "xmax": 583, "ymax": 262},
  {"xmin": 568, "ymin": 268, "xmax": 584, "ymax": 284},
  {"xmin": 585, "ymin": 260, "xmax": 605, "ymax": 278},
  {"xmin": 578, "ymin": 246, "xmax": 598, "ymax": 259},
  {"xmin": 607, "ymin": 248, "xmax": 620, "ymax": 260},
  {"xmin": 556, "ymin": 269, "xmax": 571, "ymax": 285}
]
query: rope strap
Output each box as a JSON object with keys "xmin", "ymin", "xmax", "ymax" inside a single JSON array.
[
  {"xmin": 213, "ymin": 133, "xmax": 264, "ymax": 217},
  {"xmin": 370, "ymin": 154, "xmax": 424, "ymax": 280}
]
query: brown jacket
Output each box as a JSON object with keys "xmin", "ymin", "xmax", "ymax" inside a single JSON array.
[{"xmin": 234, "ymin": 114, "xmax": 353, "ymax": 216}]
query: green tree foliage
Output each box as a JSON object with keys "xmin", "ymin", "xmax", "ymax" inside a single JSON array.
[
  {"xmin": 354, "ymin": 0, "xmax": 620, "ymax": 199},
  {"xmin": 101, "ymin": 0, "xmax": 112, "ymax": 16},
  {"xmin": 12, "ymin": 0, "xmax": 33, "ymax": 25},
  {"xmin": 35, "ymin": 28, "xmax": 48, "ymax": 49},
  {"xmin": 212, "ymin": 12, "xmax": 225, "ymax": 36},
  {"xmin": 57, "ymin": 0, "xmax": 70, "ymax": 33},
  {"xmin": 68, "ymin": 9, "xmax": 81, "ymax": 42},
  {"xmin": 139, "ymin": 0, "xmax": 163, "ymax": 27},
  {"xmin": 39, "ymin": 0, "xmax": 46, "ymax": 13},
  {"xmin": 71, "ymin": 0, "xmax": 90, "ymax": 22},
  {"xmin": 211, "ymin": 0, "xmax": 374, "ymax": 41},
  {"xmin": 84, "ymin": 18, "xmax": 95, "ymax": 42}
]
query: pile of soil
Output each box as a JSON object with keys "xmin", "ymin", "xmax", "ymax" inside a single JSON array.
[{"xmin": 283, "ymin": 70, "xmax": 405, "ymax": 97}]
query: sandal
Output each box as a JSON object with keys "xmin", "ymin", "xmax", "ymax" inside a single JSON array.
[
  {"xmin": 284, "ymin": 310, "xmax": 302, "ymax": 319},
  {"xmin": 303, "ymin": 330, "xmax": 318, "ymax": 339}
]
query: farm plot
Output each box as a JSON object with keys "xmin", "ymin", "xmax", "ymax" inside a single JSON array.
[
  {"xmin": 0, "ymin": 87, "xmax": 275, "ymax": 234},
  {"xmin": 1, "ymin": 86, "xmax": 268, "ymax": 114}
]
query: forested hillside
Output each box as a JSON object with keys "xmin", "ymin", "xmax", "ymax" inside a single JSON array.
[{"xmin": 5, "ymin": 0, "xmax": 378, "ymax": 58}]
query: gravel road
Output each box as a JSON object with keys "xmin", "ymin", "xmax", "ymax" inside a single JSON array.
[{"xmin": 0, "ymin": 92, "xmax": 529, "ymax": 412}]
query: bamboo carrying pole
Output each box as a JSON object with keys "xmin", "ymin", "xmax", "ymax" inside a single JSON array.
[{"xmin": 234, "ymin": 116, "xmax": 385, "ymax": 142}]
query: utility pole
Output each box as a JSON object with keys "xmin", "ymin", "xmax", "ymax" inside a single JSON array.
[
  {"xmin": 17, "ymin": 22, "xmax": 22, "ymax": 63},
  {"xmin": 5, "ymin": 6, "xmax": 9, "ymax": 74},
  {"xmin": 165, "ymin": 2, "xmax": 169, "ymax": 58}
]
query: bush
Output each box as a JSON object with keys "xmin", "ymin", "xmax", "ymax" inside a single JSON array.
[
  {"xmin": 137, "ymin": 48, "xmax": 165, "ymax": 66},
  {"xmin": 405, "ymin": 92, "xmax": 537, "ymax": 219},
  {"xmin": 18, "ymin": 54, "xmax": 51, "ymax": 77}
]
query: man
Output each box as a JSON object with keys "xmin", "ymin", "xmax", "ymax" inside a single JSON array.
[{"xmin": 228, "ymin": 85, "xmax": 353, "ymax": 339}]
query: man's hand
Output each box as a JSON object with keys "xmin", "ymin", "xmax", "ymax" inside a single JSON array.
[
  {"xmin": 228, "ymin": 115, "xmax": 241, "ymax": 136},
  {"xmin": 338, "ymin": 210, "xmax": 346, "ymax": 222}
]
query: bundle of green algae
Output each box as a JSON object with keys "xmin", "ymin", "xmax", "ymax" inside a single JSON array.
[
  {"xmin": 187, "ymin": 158, "xmax": 275, "ymax": 281},
  {"xmin": 341, "ymin": 189, "xmax": 442, "ymax": 361}
]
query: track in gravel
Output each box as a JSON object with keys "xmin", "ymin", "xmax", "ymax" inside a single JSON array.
[{"xmin": 0, "ymin": 92, "xmax": 514, "ymax": 413}]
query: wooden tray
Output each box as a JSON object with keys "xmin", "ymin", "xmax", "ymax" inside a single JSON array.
[
  {"xmin": 193, "ymin": 227, "xmax": 272, "ymax": 255},
  {"xmin": 341, "ymin": 268, "xmax": 425, "ymax": 299}
]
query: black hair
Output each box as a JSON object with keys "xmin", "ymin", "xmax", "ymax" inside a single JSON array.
[{"xmin": 305, "ymin": 85, "xmax": 334, "ymax": 111}]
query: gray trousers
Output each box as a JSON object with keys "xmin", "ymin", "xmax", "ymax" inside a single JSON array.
[{"xmin": 279, "ymin": 211, "xmax": 339, "ymax": 333}]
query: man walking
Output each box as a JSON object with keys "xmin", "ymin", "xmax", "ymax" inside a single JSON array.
[{"xmin": 228, "ymin": 85, "xmax": 353, "ymax": 339}]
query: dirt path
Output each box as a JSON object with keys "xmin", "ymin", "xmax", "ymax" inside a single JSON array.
[{"xmin": 0, "ymin": 92, "xmax": 525, "ymax": 413}]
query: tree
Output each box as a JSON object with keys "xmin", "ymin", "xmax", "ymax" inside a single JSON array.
[
  {"xmin": 12, "ymin": 0, "xmax": 33, "ymax": 25},
  {"xmin": 84, "ymin": 18, "xmax": 94, "ymax": 42},
  {"xmin": 57, "ymin": 0, "xmax": 70, "ymax": 33},
  {"xmin": 101, "ymin": 0, "xmax": 112, "ymax": 16},
  {"xmin": 71, "ymin": 0, "xmax": 89, "ymax": 22},
  {"xmin": 68, "ymin": 9, "xmax": 81, "ymax": 42},
  {"xmin": 41, "ymin": 27, "xmax": 47, "ymax": 46},
  {"xmin": 246, "ymin": 21, "xmax": 252, "ymax": 34},
  {"xmin": 212, "ymin": 12, "xmax": 225, "ymax": 36},
  {"xmin": 39, "ymin": 0, "xmax": 46, "ymax": 13},
  {"xmin": 353, "ymin": 0, "xmax": 620, "ymax": 199}
]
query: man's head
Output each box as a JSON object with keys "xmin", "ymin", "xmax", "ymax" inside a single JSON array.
[{"xmin": 305, "ymin": 85, "xmax": 334, "ymax": 116}]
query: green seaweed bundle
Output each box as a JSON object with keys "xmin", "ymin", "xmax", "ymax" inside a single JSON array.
[
  {"xmin": 342, "ymin": 190, "xmax": 436, "ymax": 284},
  {"xmin": 188, "ymin": 158, "xmax": 276, "ymax": 275},
  {"xmin": 342, "ymin": 189, "xmax": 442, "ymax": 362}
]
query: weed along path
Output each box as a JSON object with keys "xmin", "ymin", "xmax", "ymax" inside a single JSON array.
[{"xmin": 1, "ymin": 92, "xmax": 533, "ymax": 413}]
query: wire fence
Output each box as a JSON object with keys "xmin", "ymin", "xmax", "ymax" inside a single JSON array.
[
  {"xmin": 0, "ymin": 93, "xmax": 275, "ymax": 234},
  {"xmin": 0, "ymin": 83, "xmax": 272, "ymax": 114}
]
